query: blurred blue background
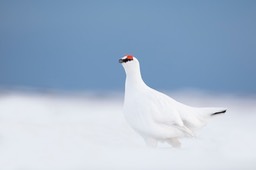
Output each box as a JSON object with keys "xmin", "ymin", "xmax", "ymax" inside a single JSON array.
[{"xmin": 0, "ymin": 0, "xmax": 255, "ymax": 94}]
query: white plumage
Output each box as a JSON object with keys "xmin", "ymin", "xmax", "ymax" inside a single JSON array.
[{"xmin": 119, "ymin": 55, "xmax": 226, "ymax": 148}]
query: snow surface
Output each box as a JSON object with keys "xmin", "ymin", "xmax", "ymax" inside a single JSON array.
[{"xmin": 0, "ymin": 91, "xmax": 255, "ymax": 170}]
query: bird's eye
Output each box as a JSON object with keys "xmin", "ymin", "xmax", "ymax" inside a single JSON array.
[
  {"xmin": 126, "ymin": 55, "xmax": 133, "ymax": 60},
  {"xmin": 119, "ymin": 55, "xmax": 134, "ymax": 63},
  {"xmin": 123, "ymin": 55, "xmax": 133, "ymax": 63}
]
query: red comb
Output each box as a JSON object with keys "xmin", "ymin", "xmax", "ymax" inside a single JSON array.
[{"xmin": 126, "ymin": 55, "xmax": 133, "ymax": 60}]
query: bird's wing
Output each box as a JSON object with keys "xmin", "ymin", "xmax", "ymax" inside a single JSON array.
[
  {"xmin": 146, "ymin": 88, "xmax": 185, "ymax": 127},
  {"xmin": 146, "ymin": 88, "xmax": 195, "ymax": 137},
  {"xmin": 127, "ymin": 87, "xmax": 195, "ymax": 137}
]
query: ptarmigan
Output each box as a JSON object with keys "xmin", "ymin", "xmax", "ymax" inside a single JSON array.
[{"xmin": 119, "ymin": 55, "xmax": 226, "ymax": 148}]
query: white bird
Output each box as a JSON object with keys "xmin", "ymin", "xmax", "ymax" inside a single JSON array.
[{"xmin": 119, "ymin": 55, "xmax": 226, "ymax": 148}]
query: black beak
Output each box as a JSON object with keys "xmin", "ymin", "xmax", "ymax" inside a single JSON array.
[{"xmin": 119, "ymin": 59, "xmax": 124, "ymax": 63}]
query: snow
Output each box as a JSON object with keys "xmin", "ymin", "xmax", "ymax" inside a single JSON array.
[{"xmin": 0, "ymin": 91, "xmax": 255, "ymax": 170}]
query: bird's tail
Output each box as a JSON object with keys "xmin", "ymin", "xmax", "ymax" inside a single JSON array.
[
  {"xmin": 198, "ymin": 107, "xmax": 227, "ymax": 118},
  {"xmin": 210, "ymin": 109, "xmax": 227, "ymax": 116},
  {"xmin": 180, "ymin": 107, "xmax": 227, "ymax": 131}
]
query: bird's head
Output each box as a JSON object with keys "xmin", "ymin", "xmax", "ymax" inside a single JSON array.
[
  {"xmin": 119, "ymin": 55, "xmax": 140, "ymax": 75},
  {"xmin": 119, "ymin": 55, "xmax": 136, "ymax": 64}
]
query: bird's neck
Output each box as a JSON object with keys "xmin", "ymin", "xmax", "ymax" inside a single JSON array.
[{"xmin": 125, "ymin": 67, "xmax": 147, "ymax": 91}]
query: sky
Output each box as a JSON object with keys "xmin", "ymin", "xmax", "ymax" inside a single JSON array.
[{"xmin": 0, "ymin": 0, "xmax": 256, "ymax": 94}]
